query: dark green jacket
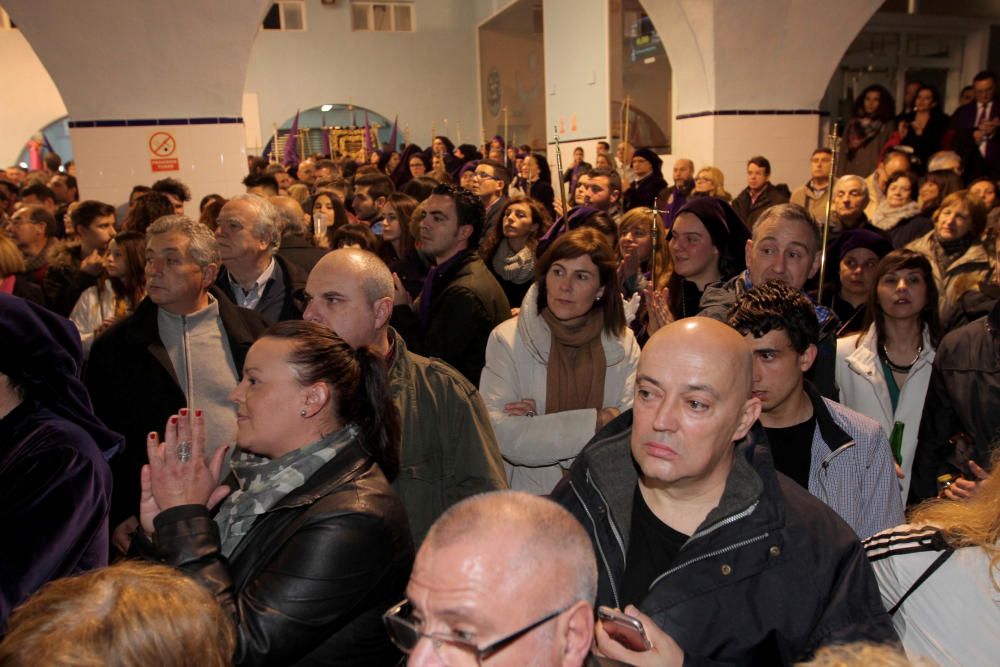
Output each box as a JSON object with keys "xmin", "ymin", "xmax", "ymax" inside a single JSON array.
[{"xmin": 388, "ymin": 329, "xmax": 508, "ymax": 544}]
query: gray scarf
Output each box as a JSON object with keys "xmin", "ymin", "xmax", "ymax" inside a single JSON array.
[
  {"xmin": 871, "ymin": 200, "xmax": 921, "ymax": 232},
  {"xmin": 214, "ymin": 424, "xmax": 359, "ymax": 557},
  {"xmin": 491, "ymin": 238, "xmax": 536, "ymax": 284}
]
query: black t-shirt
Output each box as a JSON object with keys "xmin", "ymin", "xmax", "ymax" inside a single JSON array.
[
  {"xmin": 764, "ymin": 416, "xmax": 816, "ymax": 489},
  {"xmin": 621, "ymin": 486, "xmax": 689, "ymax": 607}
]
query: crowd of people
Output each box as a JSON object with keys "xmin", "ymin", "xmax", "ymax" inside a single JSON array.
[{"xmin": 2, "ymin": 72, "xmax": 1000, "ymax": 667}]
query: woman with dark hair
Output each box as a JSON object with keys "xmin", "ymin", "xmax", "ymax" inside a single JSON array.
[
  {"xmin": 917, "ymin": 169, "xmax": 964, "ymax": 218},
  {"xmin": 968, "ymin": 177, "xmax": 998, "ymax": 212},
  {"xmin": 378, "ymin": 192, "xmax": 427, "ymax": 299},
  {"xmin": 658, "ymin": 197, "xmax": 749, "ymax": 324},
  {"xmin": 330, "ymin": 223, "xmax": 379, "ymax": 251},
  {"xmin": 871, "ymin": 171, "xmax": 930, "ymax": 247},
  {"xmin": 837, "ymin": 249, "xmax": 939, "ymax": 500},
  {"xmin": 906, "ymin": 190, "xmax": 992, "ymax": 320},
  {"xmin": 895, "ymin": 85, "xmax": 951, "ymax": 173},
  {"xmin": 136, "ymin": 321, "xmax": 413, "ymax": 666},
  {"xmin": 458, "ymin": 161, "xmax": 478, "ymax": 190},
  {"xmin": 309, "ymin": 190, "xmax": 349, "ymax": 243},
  {"xmin": 843, "ymin": 84, "xmax": 896, "ymax": 177},
  {"xmin": 479, "ymin": 228, "xmax": 639, "ymax": 493},
  {"xmin": 122, "ymin": 191, "xmax": 174, "ymax": 234},
  {"xmin": 199, "ymin": 193, "xmax": 226, "ymax": 213},
  {"xmin": 70, "ymin": 231, "xmax": 146, "ymax": 355},
  {"xmin": 400, "ymin": 175, "xmax": 438, "ymax": 202},
  {"xmin": 830, "ymin": 229, "xmax": 894, "ymax": 336},
  {"xmin": 198, "ymin": 197, "xmax": 226, "ymax": 232},
  {"xmin": 523, "ymin": 153, "xmax": 556, "ymax": 219},
  {"xmin": 407, "ymin": 152, "xmax": 431, "ymax": 181},
  {"xmin": 389, "ymin": 144, "xmax": 423, "ymax": 187},
  {"xmin": 479, "ymin": 196, "xmax": 552, "ymax": 308},
  {"xmin": 378, "ymin": 150, "xmax": 401, "ymax": 179}
]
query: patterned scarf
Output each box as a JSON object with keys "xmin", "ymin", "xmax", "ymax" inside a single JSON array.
[
  {"xmin": 214, "ymin": 424, "xmax": 358, "ymax": 557},
  {"xmin": 929, "ymin": 234, "xmax": 974, "ymax": 276},
  {"xmin": 847, "ymin": 118, "xmax": 884, "ymax": 158},
  {"xmin": 491, "ymin": 238, "xmax": 536, "ymax": 285}
]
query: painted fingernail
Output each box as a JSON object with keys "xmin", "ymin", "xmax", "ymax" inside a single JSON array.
[
  {"xmin": 170, "ymin": 416, "xmax": 178, "ymax": 424},
  {"xmin": 180, "ymin": 408, "xmax": 189, "ymax": 416},
  {"xmin": 148, "ymin": 432, "xmax": 157, "ymax": 440},
  {"xmin": 195, "ymin": 409, "xmax": 202, "ymax": 417}
]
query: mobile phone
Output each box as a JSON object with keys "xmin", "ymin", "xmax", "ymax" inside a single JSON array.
[{"xmin": 597, "ymin": 606, "xmax": 652, "ymax": 652}]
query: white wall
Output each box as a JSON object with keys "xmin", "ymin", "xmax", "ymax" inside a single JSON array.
[
  {"xmin": 244, "ymin": 0, "xmax": 484, "ymax": 152},
  {"xmin": 0, "ymin": 29, "xmax": 67, "ymax": 164},
  {"xmin": 543, "ymin": 0, "xmax": 610, "ymax": 142},
  {"xmin": 4, "ymin": 0, "xmax": 268, "ymax": 120}
]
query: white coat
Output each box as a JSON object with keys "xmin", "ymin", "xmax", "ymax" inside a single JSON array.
[
  {"xmin": 836, "ymin": 324, "xmax": 935, "ymax": 500},
  {"xmin": 69, "ymin": 282, "xmax": 122, "ymax": 356},
  {"xmin": 479, "ymin": 283, "xmax": 640, "ymax": 494}
]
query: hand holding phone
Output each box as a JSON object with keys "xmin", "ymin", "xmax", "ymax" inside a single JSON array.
[
  {"xmin": 595, "ymin": 605, "xmax": 685, "ymax": 667},
  {"xmin": 597, "ymin": 605, "xmax": 652, "ymax": 652}
]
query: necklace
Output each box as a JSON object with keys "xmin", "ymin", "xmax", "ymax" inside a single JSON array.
[{"xmin": 879, "ymin": 343, "xmax": 922, "ymax": 374}]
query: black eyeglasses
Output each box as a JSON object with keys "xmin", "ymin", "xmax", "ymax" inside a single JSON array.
[
  {"xmin": 383, "ymin": 599, "xmax": 570, "ymax": 665},
  {"xmin": 472, "ymin": 172, "xmax": 500, "ymax": 181}
]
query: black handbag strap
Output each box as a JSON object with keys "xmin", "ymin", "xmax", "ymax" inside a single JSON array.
[{"xmin": 888, "ymin": 547, "xmax": 954, "ymax": 616}]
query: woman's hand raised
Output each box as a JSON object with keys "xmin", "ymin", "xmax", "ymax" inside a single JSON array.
[{"xmin": 139, "ymin": 408, "xmax": 231, "ymax": 534}]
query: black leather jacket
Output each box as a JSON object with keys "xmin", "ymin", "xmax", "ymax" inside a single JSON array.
[
  {"xmin": 151, "ymin": 437, "xmax": 414, "ymax": 667},
  {"xmin": 552, "ymin": 413, "xmax": 897, "ymax": 665}
]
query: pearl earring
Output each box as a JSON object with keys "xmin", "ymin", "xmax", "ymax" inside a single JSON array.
[{"xmin": 299, "ymin": 409, "xmax": 307, "ymax": 417}]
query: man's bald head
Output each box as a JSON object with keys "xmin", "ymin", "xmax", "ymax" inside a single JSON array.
[
  {"xmin": 406, "ymin": 492, "xmax": 596, "ymax": 665},
  {"xmin": 316, "ymin": 248, "xmax": 393, "ymax": 305},
  {"xmin": 423, "ymin": 491, "xmax": 598, "ymax": 604},
  {"xmin": 645, "ymin": 317, "xmax": 753, "ymax": 399},
  {"xmin": 303, "ymin": 249, "xmax": 394, "ymax": 348},
  {"xmin": 269, "ymin": 195, "xmax": 307, "ymax": 235}
]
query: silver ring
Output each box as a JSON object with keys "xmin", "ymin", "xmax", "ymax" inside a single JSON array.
[
  {"xmin": 526, "ymin": 411, "xmax": 536, "ymax": 418},
  {"xmin": 176, "ymin": 441, "xmax": 192, "ymax": 463}
]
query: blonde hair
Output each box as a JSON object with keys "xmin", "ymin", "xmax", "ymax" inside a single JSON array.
[
  {"xmin": 0, "ymin": 235, "xmax": 26, "ymax": 275},
  {"xmin": 908, "ymin": 448, "xmax": 1000, "ymax": 590},
  {"xmin": 697, "ymin": 166, "xmax": 730, "ymax": 200},
  {"xmin": 797, "ymin": 642, "xmax": 931, "ymax": 666},
  {"xmin": 0, "ymin": 562, "xmax": 235, "ymax": 667},
  {"xmin": 619, "ymin": 206, "xmax": 670, "ymax": 291}
]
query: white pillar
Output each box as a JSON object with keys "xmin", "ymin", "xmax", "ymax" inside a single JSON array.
[
  {"xmin": 642, "ymin": 0, "xmax": 883, "ymax": 187},
  {"xmin": 3, "ymin": 0, "xmax": 270, "ymax": 212}
]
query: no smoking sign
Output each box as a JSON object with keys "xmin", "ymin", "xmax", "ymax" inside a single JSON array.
[{"xmin": 148, "ymin": 131, "xmax": 179, "ymax": 171}]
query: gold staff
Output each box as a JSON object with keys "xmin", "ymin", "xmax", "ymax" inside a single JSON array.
[
  {"xmin": 553, "ymin": 125, "xmax": 569, "ymax": 215},
  {"xmin": 816, "ymin": 122, "xmax": 842, "ymax": 304}
]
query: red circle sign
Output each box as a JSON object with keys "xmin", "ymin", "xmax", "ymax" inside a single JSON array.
[{"xmin": 148, "ymin": 132, "xmax": 176, "ymax": 157}]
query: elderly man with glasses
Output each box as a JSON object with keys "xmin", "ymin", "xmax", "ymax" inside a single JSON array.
[{"xmin": 384, "ymin": 491, "xmax": 596, "ymax": 667}]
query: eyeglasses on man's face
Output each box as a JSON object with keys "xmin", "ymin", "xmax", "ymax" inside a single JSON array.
[
  {"xmin": 472, "ymin": 171, "xmax": 500, "ymax": 182},
  {"xmin": 382, "ymin": 599, "xmax": 570, "ymax": 666}
]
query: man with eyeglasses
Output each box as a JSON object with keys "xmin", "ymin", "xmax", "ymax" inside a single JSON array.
[
  {"xmin": 5, "ymin": 205, "xmax": 57, "ymax": 288},
  {"xmin": 384, "ymin": 491, "xmax": 596, "ymax": 666},
  {"xmin": 471, "ymin": 159, "xmax": 509, "ymax": 243}
]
